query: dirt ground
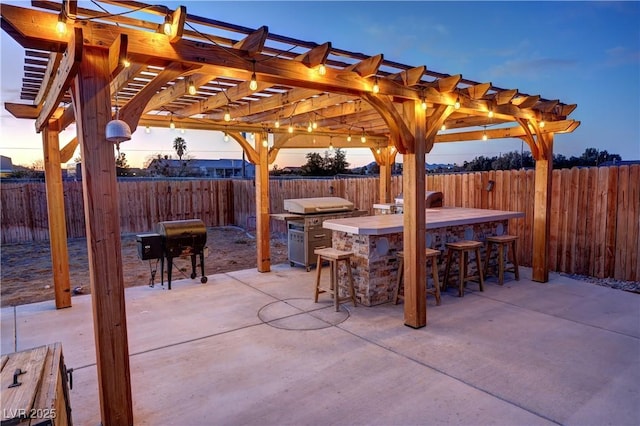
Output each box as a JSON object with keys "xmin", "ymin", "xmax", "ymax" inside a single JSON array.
[{"xmin": 1, "ymin": 227, "xmax": 288, "ymax": 307}]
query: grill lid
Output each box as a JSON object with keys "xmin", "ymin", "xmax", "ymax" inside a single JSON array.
[{"xmin": 284, "ymin": 197, "xmax": 354, "ymax": 214}]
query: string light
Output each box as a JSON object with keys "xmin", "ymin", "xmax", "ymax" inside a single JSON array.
[
  {"xmin": 488, "ymin": 105, "xmax": 494, "ymax": 118},
  {"xmin": 288, "ymin": 118, "xmax": 294, "ymax": 133},
  {"xmin": 274, "ymin": 118, "xmax": 280, "ymax": 129},
  {"xmin": 361, "ymin": 128, "xmax": 366, "ymax": 143},
  {"xmin": 312, "ymin": 120, "xmax": 318, "ymax": 130},
  {"xmin": 318, "ymin": 64, "xmax": 326, "ymax": 76},
  {"xmin": 180, "ymin": 127, "xmax": 185, "ymax": 134},
  {"xmin": 262, "ymin": 139, "xmax": 268, "ymax": 148},
  {"xmin": 329, "ymin": 141, "xmax": 334, "ymax": 151},
  {"xmin": 454, "ymin": 96, "xmax": 460, "ymax": 109},
  {"xmin": 163, "ymin": 15, "xmax": 172, "ymax": 36},
  {"xmin": 187, "ymin": 80, "xmax": 197, "ymax": 95},
  {"xmin": 123, "ymin": 59, "xmax": 131, "ymax": 68},
  {"xmin": 421, "ymin": 98, "xmax": 427, "ymax": 110},
  {"xmin": 224, "ymin": 108, "xmax": 231, "ymax": 122},
  {"xmin": 376, "ymin": 147, "xmax": 381, "ymax": 154},
  {"xmin": 224, "ymin": 132, "xmax": 229, "ymax": 142},
  {"xmin": 539, "ymin": 120, "xmax": 545, "ymax": 128},
  {"xmin": 145, "ymin": 126, "xmax": 150, "ymax": 134},
  {"xmin": 56, "ymin": 15, "xmax": 66, "ymax": 35},
  {"xmin": 169, "ymin": 114, "xmax": 175, "ymax": 129},
  {"xmin": 441, "ymin": 124, "xmax": 446, "ymax": 131},
  {"xmin": 482, "ymin": 127, "xmax": 488, "ymax": 141},
  {"xmin": 307, "ymin": 121, "xmax": 313, "ymax": 133}
]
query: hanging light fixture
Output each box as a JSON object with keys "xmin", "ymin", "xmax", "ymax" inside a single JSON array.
[
  {"xmin": 274, "ymin": 118, "xmax": 280, "ymax": 129},
  {"xmin": 361, "ymin": 128, "xmax": 366, "ymax": 143},
  {"xmin": 145, "ymin": 126, "xmax": 150, "ymax": 134},
  {"xmin": 318, "ymin": 64, "xmax": 327, "ymax": 76},
  {"xmin": 288, "ymin": 118, "xmax": 294, "ymax": 133},
  {"xmin": 169, "ymin": 114, "xmax": 176, "ymax": 129},
  {"xmin": 454, "ymin": 96, "xmax": 461, "ymax": 109},
  {"xmin": 307, "ymin": 121, "xmax": 313, "ymax": 133},
  {"xmin": 539, "ymin": 120, "xmax": 545, "ymax": 128},
  {"xmin": 488, "ymin": 104, "xmax": 494, "ymax": 118},
  {"xmin": 224, "ymin": 108, "xmax": 231, "ymax": 122},
  {"xmin": 224, "ymin": 132, "xmax": 229, "ymax": 142},
  {"xmin": 482, "ymin": 126, "xmax": 488, "ymax": 141},
  {"xmin": 441, "ymin": 123, "xmax": 446, "ymax": 131},
  {"xmin": 105, "ymin": 93, "xmax": 132, "ymax": 144},
  {"xmin": 421, "ymin": 98, "xmax": 427, "ymax": 110}
]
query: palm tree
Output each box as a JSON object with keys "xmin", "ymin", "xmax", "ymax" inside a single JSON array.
[{"xmin": 172, "ymin": 137, "xmax": 186, "ymax": 161}]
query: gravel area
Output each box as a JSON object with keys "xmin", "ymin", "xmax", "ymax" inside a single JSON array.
[{"xmin": 560, "ymin": 273, "xmax": 640, "ymax": 294}]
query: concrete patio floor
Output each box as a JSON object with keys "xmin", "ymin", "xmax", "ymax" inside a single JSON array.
[{"xmin": 2, "ymin": 264, "xmax": 639, "ymax": 426}]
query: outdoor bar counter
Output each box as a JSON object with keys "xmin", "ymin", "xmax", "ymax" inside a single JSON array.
[{"xmin": 323, "ymin": 207, "xmax": 524, "ymax": 306}]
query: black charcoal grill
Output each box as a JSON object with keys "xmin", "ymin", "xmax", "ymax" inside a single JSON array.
[{"xmin": 156, "ymin": 219, "xmax": 208, "ymax": 289}]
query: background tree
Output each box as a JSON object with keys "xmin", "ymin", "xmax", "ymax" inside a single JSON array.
[
  {"xmin": 300, "ymin": 149, "xmax": 349, "ymax": 176},
  {"xmin": 115, "ymin": 152, "xmax": 130, "ymax": 176},
  {"xmin": 301, "ymin": 152, "xmax": 327, "ymax": 176},
  {"xmin": 172, "ymin": 137, "xmax": 187, "ymax": 161}
]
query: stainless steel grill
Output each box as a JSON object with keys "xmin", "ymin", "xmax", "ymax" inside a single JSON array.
[
  {"xmin": 394, "ymin": 191, "xmax": 444, "ymax": 213},
  {"xmin": 283, "ymin": 197, "xmax": 365, "ymax": 271},
  {"xmin": 156, "ymin": 219, "xmax": 208, "ymax": 289}
]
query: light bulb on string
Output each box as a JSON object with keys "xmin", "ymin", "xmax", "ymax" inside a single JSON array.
[
  {"xmin": 224, "ymin": 108, "xmax": 231, "ymax": 122},
  {"xmin": 274, "ymin": 118, "xmax": 280, "ymax": 129},
  {"xmin": 187, "ymin": 80, "xmax": 197, "ymax": 95},
  {"xmin": 454, "ymin": 96, "xmax": 460, "ymax": 109},
  {"xmin": 441, "ymin": 123, "xmax": 446, "ymax": 131},
  {"xmin": 56, "ymin": 15, "xmax": 66, "ymax": 35},
  {"xmin": 163, "ymin": 15, "xmax": 172, "ymax": 36},
  {"xmin": 361, "ymin": 128, "xmax": 366, "ymax": 143},
  {"xmin": 224, "ymin": 132, "xmax": 229, "ymax": 142},
  {"xmin": 539, "ymin": 120, "xmax": 545, "ymax": 128},
  {"xmin": 145, "ymin": 126, "xmax": 150, "ymax": 134},
  {"xmin": 482, "ymin": 127, "xmax": 488, "ymax": 141},
  {"xmin": 318, "ymin": 64, "xmax": 326, "ymax": 76},
  {"xmin": 421, "ymin": 99, "xmax": 427, "ymax": 110},
  {"xmin": 372, "ymin": 77, "xmax": 380, "ymax": 94},
  {"xmin": 249, "ymin": 60, "xmax": 258, "ymax": 91},
  {"xmin": 488, "ymin": 105, "xmax": 494, "ymax": 118},
  {"xmin": 288, "ymin": 119, "xmax": 294, "ymax": 133},
  {"xmin": 169, "ymin": 114, "xmax": 175, "ymax": 129}
]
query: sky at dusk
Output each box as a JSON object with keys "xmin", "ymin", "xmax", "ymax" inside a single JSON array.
[{"xmin": 1, "ymin": 1, "xmax": 638, "ymax": 169}]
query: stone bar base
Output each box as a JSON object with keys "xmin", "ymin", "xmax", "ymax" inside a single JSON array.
[{"xmin": 331, "ymin": 220, "xmax": 509, "ymax": 306}]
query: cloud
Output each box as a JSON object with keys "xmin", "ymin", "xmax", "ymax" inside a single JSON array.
[
  {"xmin": 604, "ymin": 46, "xmax": 640, "ymax": 67},
  {"xmin": 488, "ymin": 57, "xmax": 578, "ymax": 80}
]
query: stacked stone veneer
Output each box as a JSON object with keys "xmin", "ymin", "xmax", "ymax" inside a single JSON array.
[{"xmin": 331, "ymin": 219, "xmax": 510, "ymax": 306}]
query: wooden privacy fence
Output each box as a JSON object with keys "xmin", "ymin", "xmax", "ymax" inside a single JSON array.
[{"xmin": 1, "ymin": 165, "xmax": 638, "ymax": 281}]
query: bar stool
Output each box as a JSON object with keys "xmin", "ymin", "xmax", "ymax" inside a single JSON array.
[
  {"xmin": 485, "ymin": 235, "xmax": 520, "ymax": 285},
  {"xmin": 393, "ymin": 248, "xmax": 441, "ymax": 306},
  {"xmin": 443, "ymin": 240, "xmax": 485, "ymax": 297},
  {"xmin": 313, "ymin": 247, "xmax": 357, "ymax": 312}
]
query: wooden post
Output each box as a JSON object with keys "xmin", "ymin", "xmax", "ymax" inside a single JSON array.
[
  {"xmin": 532, "ymin": 134, "xmax": 554, "ymax": 282},
  {"xmin": 378, "ymin": 146, "xmax": 394, "ymax": 203},
  {"xmin": 70, "ymin": 46, "xmax": 133, "ymax": 426},
  {"xmin": 403, "ymin": 100, "xmax": 427, "ymax": 328},
  {"xmin": 255, "ymin": 132, "xmax": 271, "ymax": 272},
  {"xmin": 42, "ymin": 127, "xmax": 72, "ymax": 309}
]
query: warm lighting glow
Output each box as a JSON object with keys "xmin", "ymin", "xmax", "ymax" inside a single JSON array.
[
  {"xmin": 539, "ymin": 120, "xmax": 545, "ymax": 128},
  {"xmin": 288, "ymin": 124, "xmax": 294, "ymax": 133},
  {"xmin": 454, "ymin": 96, "xmax": 460, "ymax": 109},
  {"xmin": 169, "ymin": 114, "xmax": 175, "ymax": 129},
  {"xmin": 488, "ymin": 106, "xmax": 494, "ymax": 118},
  {"xmin": 482, "ymin": 130, "xmax": 488, "ymax": 141},
  {"xmin": 123, "ymin": 59, "xmax": 131, "ymax": 68},
  {"xmin": 224, "ymin": 109, "xmax": 231, "ymax": 122},
  {"xmin": 361, "ymin": 133, "xmax": 366, "ymax": 143},
  {"xmin": 347, "ymin": 134, "xmax": 352, "ymax": 142},
  {"xmin": 376, "ymin": 147, "xmax": 381, "ymax": 154},
  {"xmin": 318, "ymin": 64, "xmax": 327, "ymax": 76},
  {"xmin": 390, "ymin": 146, "xmax": 396, "ymax": 153},
  {"xmin": 262, "ymin": 140, "xmax": 268, "ymax": 148},
  {"xmin": 307, "ymin": 122, "xmax": 313, "ymax": 133},
  {"xmin": 441, "ymin": 124, "xmax": 446, "ymax": 131},
  {"xmin": 180, "ymin": 128, "xmax": 185, "ymax": 134},
  {"xmin": 145, "ymin": 126, "xmax": 150, "ymax": 134},
  {"xmin": 372, "ymin": 78, "xmax": 380, "ymax": 94},
  {"xmin": 421, "ymin": 99, "xmax": 427, "ymax": 110},
  {"xmin": 249, "ymin": 72, "xmax": 258, "ymax": 91},
  {"xmin": 312, "ymin": 121, "xmax": 318, "ymax": 130},
  {"xmin": 187, "ymin": 80, "xmax": 197, "ymax": 95},
  {"xmin": 224, "ymin": 132, "xmax": 229, "ymax": 142},
  {"xmin": 163, "ymin": 15, "xmax": 172, "ymax": 36},
  {"xmin": 56, "ymin": 16, "xmax": 66, "ymax": 35},
  {"xmin": 329, "ymin": 142, "xmax": 334, "ymax": 151},
  {"xmin": 274, "ymin": 119, "xmax": 280, "ymax": 129}
]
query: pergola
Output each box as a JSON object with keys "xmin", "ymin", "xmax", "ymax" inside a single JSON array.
[{"xmin": 2, "ymin": 1, "xmax": 579, "ymax": 423}]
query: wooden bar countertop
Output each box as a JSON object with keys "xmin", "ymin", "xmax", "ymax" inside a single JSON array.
[{"xmin": 322, "ymin": 207, "xmax": 524, "ymax": 236}]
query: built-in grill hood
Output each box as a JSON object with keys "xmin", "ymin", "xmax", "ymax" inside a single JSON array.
[{"xmin": 284, "ymin": 197, "xmax": 354, "ymax": 214}]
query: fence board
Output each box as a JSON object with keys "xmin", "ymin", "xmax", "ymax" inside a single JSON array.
[{"xmin": 1, "ymin": 166, "xmax": 638, "ymax": 281}]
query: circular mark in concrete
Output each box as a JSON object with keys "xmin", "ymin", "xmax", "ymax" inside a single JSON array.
[{"xmin": 258, "ymin": 298, "xmax": 350, "ymax": 330}]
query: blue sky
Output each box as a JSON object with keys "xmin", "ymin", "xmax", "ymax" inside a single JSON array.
[{"xmin": 1, "ymin": 1, "xmax": 638, "ymax": 169}]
